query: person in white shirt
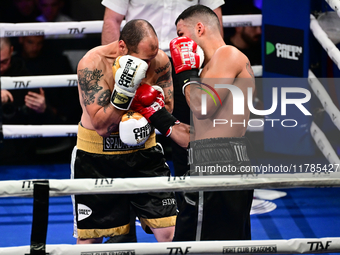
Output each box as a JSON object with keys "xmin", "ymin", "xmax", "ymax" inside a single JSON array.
[{"xmin": 101, "ymin": 0, "xmax": 224, "ymax": 51}]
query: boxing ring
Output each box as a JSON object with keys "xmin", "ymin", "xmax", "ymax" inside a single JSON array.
[{"xmin": 1, "ymin": 2, "xmax": 340, "ymax": 254}]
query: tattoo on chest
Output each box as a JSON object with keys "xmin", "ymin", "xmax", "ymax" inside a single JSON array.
[
  {"xmin": 78, "ymin": 68, "xmax": 104, "ymax": 106},
  {"xmin": 155, "ymin": 61, "xmax": 170, "ymax": 74}
]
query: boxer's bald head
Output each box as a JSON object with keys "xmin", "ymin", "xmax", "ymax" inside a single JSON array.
[
  {"xmin": 175, "ymin": 5, "xmax": 220, "ymax": 38},
  {"xmin": 119, "ymin": 19, "xmax": 158, "ymax": 55}
]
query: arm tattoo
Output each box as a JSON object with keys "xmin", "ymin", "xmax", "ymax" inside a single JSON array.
[
  {"xmin": 246, "ymin": 61, "xmax": 255, "ymax": 84},
  {"xmin": 167, "ymin": 89, "xmax": 173, "ymax": 101},
  {"xmin": 156, "ymin": 70, "xmax": 172, "ymax": 88},
  {"xmin": 78, "ymin": 68, "xmax": 104, "ymax": 106},
  {"xmin": 155, "ymin": 61, "xmax": 171, "ymax": 74},
  {"xmin": 97, "ymin": 89, "xmax": 111, "ymax": 113}
]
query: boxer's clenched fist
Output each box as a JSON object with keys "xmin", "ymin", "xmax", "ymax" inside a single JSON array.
[
  {"xmin": 170, "ymin": 37, "xmax": 204, "ymax": 95},
  {"xmin": 131, "ymin": 84, "xmax": 179, "ymax": 137},
  {"xmin": 119, "ymin": 110, "xmax": 151, "ymax": 146},
  {"xmin": 111, "ymin": 55, "xmax": 148, "ymax": 110}
]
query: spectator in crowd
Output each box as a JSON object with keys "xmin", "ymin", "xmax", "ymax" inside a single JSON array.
[
  {"xmin": 16, "ymin": 35, "xmax": 81, "ymax": 158},
  {"xmin": 18, "ymin": 35, "xmax": 73, "ymax": 76},
  {"xmin": 100, "ymin": 0, "xmax": 225, "ymax": 243},
  {"xmin": 223, "ymin": 4, "xmax": 263, "ymax": 119},
  {"xmin": 0, "ymin": 0, "xmax": 40, "ymax": 23},
  {"xmin": 0, "ymin": 37, "xmax": 42, "ymax": 164},
  {"xmin": 224, "ymin": 4, "xmax": 262, "ymax": 65},
  {"xmin": 0, "ymin": 36, "xmax": 80, "ymax": 165},
  {"xmin": 36, "ymin": 0, "xmax": 72, "ymax": 22}
]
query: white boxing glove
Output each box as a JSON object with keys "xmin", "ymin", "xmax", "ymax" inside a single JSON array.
[
  {"xmin": 119, "ymin": 110, "xmax": 152, "ymax": 146},
  {"xmin": 111, "ymin": 55, "xmax": 148, "ymax": 110}
]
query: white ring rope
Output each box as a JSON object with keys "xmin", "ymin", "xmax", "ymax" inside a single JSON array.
[
  {"xmin": 0, "ymin": 14, "xmax": 262, "ymax": 38},
  {"xmin": 2, "ymin": 121, "xmax": 263, "ymax": 138},
  {"xmin": 2, "ymin": 124, "xmax": 77, "ymax": 139},
  {"xmin": 310, "ymin": 121, "xmax": 340, "ymax": 164},
  {"xmin": 1, "ymin": 175, "xmax": 340, "ymax": 198},
  {"xmin": 222, "ymin": 14, "xmax": 262, "ymax": 27},
  {"xmin": 310, "ymin": 14, "xmax": 340, "ymax": 70},
  {"xmin": 0, "ymin": 66, "xmax": 263, "ymax": 90},
  {"xmin": 0, "ymin": 74, "xmax": 78, "ymax": 90},
  {"xmin": 1, "ymin": 238, "xmax": 340, "ymax": 255},
  {"xmin": 308, "ymin": 70, "xmax": 340, "ymax": 131},
  {"xmin": 325, "ymin": 0, "xmax": 340, "ymax": 18},
  {"xmin": 0, "ymin": 20, "xmax": 104, "ymax": 37}
]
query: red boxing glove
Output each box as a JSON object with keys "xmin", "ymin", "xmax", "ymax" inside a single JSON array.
[
  {"xmin": 170, "ymin": 36, "xmax": 204, "ymax": 74},
  {"xmin": 131, "ymin": 84, "xmax": 164, "ymax": 122},
  {"xmin": 131, "ymin": 84, "xmax": 179, "ymax": 137}
]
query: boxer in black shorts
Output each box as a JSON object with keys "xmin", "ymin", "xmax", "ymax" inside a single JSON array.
[
  {"xmin": 74, "ymin": 19, "xmax": 175, "ymax": 244},
  {"xmin": 129, "ymin": 5, "xmax": 256, "ymax": 241},
  {"xmin": 72, "ymin": 124, "xmax": 176, "ymax": 240},
  {"xmin": 173, "ymin": 137, "xmax": 253, "ymax": 241}
]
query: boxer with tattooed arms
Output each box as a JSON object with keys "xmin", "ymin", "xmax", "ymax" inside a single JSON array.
[{"xmin": 72, "ymin": 19, "xmax": 176, "ymax": 244}]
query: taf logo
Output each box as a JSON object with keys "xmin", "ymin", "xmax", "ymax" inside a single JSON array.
[
  {"xmin": 307, "ymin": 241, "xmax": 331, "ymax": 251},
  {"xmin": 167, "ymin": 247, "xmax": 191, "ymax": 254}
]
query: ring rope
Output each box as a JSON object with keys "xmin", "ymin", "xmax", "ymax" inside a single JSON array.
[
  {"xmin": 1, "ymin": 175, "xmax": 340, "ymax": 198},
  {"xmin": 0, "ymin": 66, "xmax": 263, "ymax": 90},
  {"xmin": 308, "ymin": 70, "xmax": 340, "ymax": 131},
  {"xmin": 2, "ymin": 124, "xmax": 78, "ymax": 139},
  {"xmin": 325, "ymin": 0, "xmax": 340, "ymax": 18},
  {"xmin": 0, "ymin": 14, "xmax": 262, "ymax": 38},
  {"xmin": 1, "ymin": 121, "xmax": 263, "ymax": 138},
  {"xmin": 221, "ymin": 14, "xmax": 262, "ymax": 28},
  {"xmin": 0, "ymin": 74, "xmax": 77, "ymax": 90},
  {"xmin": 310, "ymin": 14, "xmax": 340, "ymax": 70},
  {"xmin": 0, "ymin": 238, "xmax": 340, "ymax": 255},
  {"xmin": 310, "ymin": 121, "xmax": 340, "ymax": 164}
]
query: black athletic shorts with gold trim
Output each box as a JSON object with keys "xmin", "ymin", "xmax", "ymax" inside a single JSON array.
[{"xmin": 71, "ymin": 124, "xmax": 177, "ymax": 239}]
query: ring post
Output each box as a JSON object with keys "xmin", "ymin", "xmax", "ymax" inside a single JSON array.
[
  {"xmin": 26, "ymin": 181, "xmax": 50, "ymax": 255},
  {"xmin": 261, "ymin": 0, "xmax": 316, "ymax": 155}
]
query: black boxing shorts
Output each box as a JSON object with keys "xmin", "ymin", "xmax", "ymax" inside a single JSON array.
[
  {"xmin": 71, "ymin": 124, "xmax": 177, "ymax": 239},
  {"xmin": 173, "ymin": 137, "xmax": 254, "ymax": 241}
]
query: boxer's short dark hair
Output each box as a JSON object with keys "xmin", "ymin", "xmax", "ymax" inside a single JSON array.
[
  {"xmin": 120, "ymin": 19, "xmax": 157, "ymax": 54},
  {"xmin": 175, "ymin": 4, "xmax": 219, "ymax": 25}
]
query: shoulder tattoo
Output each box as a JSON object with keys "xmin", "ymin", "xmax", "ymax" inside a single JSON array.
[
  {"xmin": 155, "ymin": 61, "xmax": 171, "ymax": 74},
  {"xmin": 167, "ymin": 89, "xmax": 173, "ymax": 101},
  {"xmin": 78, "ymin": 68, "xmax": 104, "ymax": 106},
  {"xmin": 246, "ymin": 61, "xmax": 255, "ymax": 84},
  {"xmin": 156, "ymin": 70, "xmax": 172, "ymax": 88}
]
